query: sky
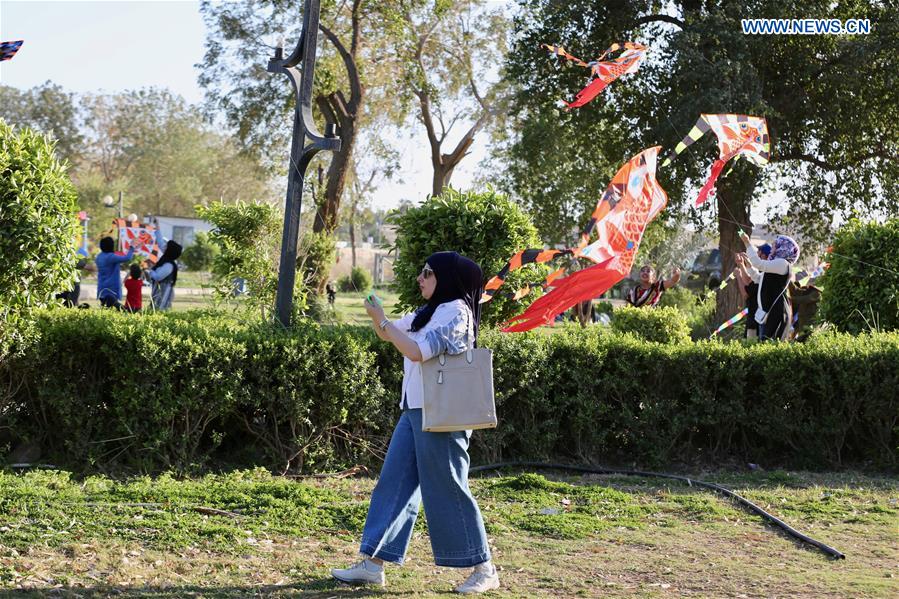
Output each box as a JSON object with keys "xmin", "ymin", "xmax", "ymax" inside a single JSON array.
[{"xmin": 0, "ymin": 0, "xmax": 486, "ymax": 212}]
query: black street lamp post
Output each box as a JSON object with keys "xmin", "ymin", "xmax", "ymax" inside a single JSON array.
[{"xmin": 268, "ymin": 0, "xmax": 340, "ymax": 327}]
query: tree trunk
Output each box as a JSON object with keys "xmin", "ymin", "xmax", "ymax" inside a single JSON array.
[
  {"xmin": 349, "ymin": 204, "xmax": 356, "ymax": 268},
  {"xmin": 714, "ymin": 169, "xmax": 757, "ymax": 326},
  {"xmin": 313, "ymin": 114, "xmax": 356, "ymax": 234}
]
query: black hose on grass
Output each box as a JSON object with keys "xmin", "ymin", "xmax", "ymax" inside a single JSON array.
[{"xmin": 469, "ymin": 461, "xmax": 845, "ymax": 560}]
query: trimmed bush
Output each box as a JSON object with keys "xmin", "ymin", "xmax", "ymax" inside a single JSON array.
[
  {"xmin": 0, "ymin": 119, "xmax": 79, "ymax": 360},
  {"xmin": 610, "ymin": 306, "xmax": 691, "ymax": 344},
  {"xmin": 180, "ymin": 231, "xmax": 218, "ymax": 272},
  {"xmin": 819, "ymin": 218, "xmax": 899, "ymax": 333},
  {"xmin": 389, "ymin": 187, "xmax": 544, "ymax": 326},
  {"xmin": 4, "ymin": 310, "xmax": 897, "ymax": 472},
  {"xmin": 338, "ymin": 266, "xmax": 372, "ymax": 293}
]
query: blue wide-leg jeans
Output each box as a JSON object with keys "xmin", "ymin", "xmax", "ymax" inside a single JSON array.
[{"xmin": 359, "ymin": 408, "xmax": 491, "ymax": 567}]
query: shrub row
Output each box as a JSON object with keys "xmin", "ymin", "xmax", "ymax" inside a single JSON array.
[{"xmin": 2, "ymin": 310, "xmax": 896, "ymax": 473}]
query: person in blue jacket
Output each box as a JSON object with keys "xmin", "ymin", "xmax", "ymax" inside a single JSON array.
[{"xmin": 95, "ymin": 236, "xmax": 138, "ymax": 309}]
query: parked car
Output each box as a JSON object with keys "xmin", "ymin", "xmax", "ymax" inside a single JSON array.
[{"xmin": 686, "ymin": 248, "xmax": 722, "ymax": 291}]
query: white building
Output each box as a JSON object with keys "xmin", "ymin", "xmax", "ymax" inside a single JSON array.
[{"xmin": 145, "ymin": 215, "xmax": 214, "ymax": 247}]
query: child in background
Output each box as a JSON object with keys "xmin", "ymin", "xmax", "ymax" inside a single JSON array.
[{"xmin": 124, "ymin": 264, "xmax": 144, "ymax": 312}]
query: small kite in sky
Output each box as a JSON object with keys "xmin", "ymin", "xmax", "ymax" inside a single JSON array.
[
  {"xmin": 542, "ymin": 41, "xmax": 647, "ymax": 109},
  {"xmin": 662, "ymin": 114, "xmax": 770, "ymax": 207},
  {"xmin": 1, "ymin": 40, "xmax": 24, "ymax": 62}
]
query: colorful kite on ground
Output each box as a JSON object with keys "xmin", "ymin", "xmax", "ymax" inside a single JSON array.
[
  {"xmin": 662, "ymin": 114, "xmax": 770, "ymax": 207},
  {"xmin": 1, "ymin": 40, "xmax": 24, "ymax": 62},
  {"xmin": 542, "ymin": 42, "xmax": 647, "ymax": 109},
  {"xmin": 502, "ymin": 147, "xmax": 669, "ymax": 332}
]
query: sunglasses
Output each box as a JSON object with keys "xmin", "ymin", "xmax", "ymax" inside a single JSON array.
[{"xmin": 420, "ymin": 264, "xmax": 434, "ymax": 279}]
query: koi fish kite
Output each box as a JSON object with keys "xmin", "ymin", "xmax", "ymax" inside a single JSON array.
[
  {"xmin": 662, "ymin": 114, "xmax": 770, "ymax": 207},
  {"xmin": 503, "ymin": 146, "xmax": 669, "ymax": 332},
  {"xmin": 542, "ymin": 42, "xmax": 647, "ymax": 109},
  {"xmin": 481, "ymin": 135, "xmax": 661, "ymax": 304},
  {"xmin": 1, "ymin": 40, "xmax": 23, "ymax": 62}
]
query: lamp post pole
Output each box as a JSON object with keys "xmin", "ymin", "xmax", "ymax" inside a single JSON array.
[{"xmin": 269, "ymin": 0, "xmax": 341, "ymax": 327}]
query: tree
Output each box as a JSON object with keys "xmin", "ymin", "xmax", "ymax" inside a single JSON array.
[
  {"xmin": 501, "ymin": 0, "xmax": 899, "ymax": 322},
  {"xmin": 0, "ymin": 82, "xmax": 84, "ymax": 165},
  {"xmin": 377, "ymin": 0, "xmax": 510, "ymax": 197},
  {"xmin": 198, "ymin": 0, "xmax": 406, "ymax": 237},
  {"xmin": 79, "ymin": 89, "xmax": 274, "ymax": 217},
  {"xmin": 341, "ymin": 136, "xmax": 400, "ymax": 266},
  {"xmin": 389, "ymin": 187, "xmax": 544, "ymax": 326}
]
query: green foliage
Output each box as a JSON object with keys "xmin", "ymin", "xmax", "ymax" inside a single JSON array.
[
  {"xmin": 389, "ymin": 187, "xmax": 544, "ymax": 325},
  {"xmin": 180, "ymin": 231, "xmax": 219, "ymax": 272},
  {"xmin": 196, "ymin": 201, "xmax": 290, "ymax": 319},
  {"xmin": 611, "ymin": 306, "xmax": 691, "ymax": 344},
  {"xmin": 0, "ymin": 82, "xmax": 84, "ymax": 165},
  {"xmin": 5, "ymin": 310, "xmax": 393, "ymax": 474},
  {"xmin": 819, "ymin": 218, "xmax": 899, "ymax": 334},
  {"xmin": 298, "ymin": 230, "xmax": 337, "ymax": 295},
  {"xmin": 500, "ymin": 0, "xmax": 899, "ymax": 246},
  {"xmin": 0, "ymin": 119, "xmax": 79, "ymax": 360},
  {"xmin": 658, "ymin": 286, "xmax": 717, "ymax": 339},
  {"xmin": 338, "ymin": 266, "xmax": 372, "ymax": 293},
  {"xmin": 80, "ymin": 89, "xmax": 273, "ymax": 217},
  {"xmin": 4, "ymin": 310, "xmax": 897, "ymax": 472}
]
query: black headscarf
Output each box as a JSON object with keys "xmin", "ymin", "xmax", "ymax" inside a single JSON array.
[
  {"xmin": 152, "ymin": 241, "xmax": 182, "ymax": 285},
  {"xmin": 410, "ymin": 251, "xmax": 483, "ymax": 344}
]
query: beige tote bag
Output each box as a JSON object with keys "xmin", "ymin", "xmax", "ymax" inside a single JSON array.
[{"xmin": 421, "ymin": 348, "xmax": 497, "ymax": 432}]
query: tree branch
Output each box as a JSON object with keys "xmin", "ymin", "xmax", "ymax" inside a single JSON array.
[
  {"xmin": 634, "ymin": 14, "xmax": 686, "ymax": 29},
  {"xmin": 776, "ymin": 150, "xmax": 894, "ymax": 171},
  {"xmin": 319, "ymin": 23, "xmax": 363, "ymax": 112}
]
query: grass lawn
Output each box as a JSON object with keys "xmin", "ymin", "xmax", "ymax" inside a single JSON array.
[
  {"xmin": 0, "ymin": 468, "xmax": 895, "ymax": 597},
  {"xmin": 324, "ymin": 289, "xmax": 402, "ymax": 326}
]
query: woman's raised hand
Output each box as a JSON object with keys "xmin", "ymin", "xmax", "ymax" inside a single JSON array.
[{"xmin": 364, "ymin": 297, "xmax": 385, "ymax": 322}]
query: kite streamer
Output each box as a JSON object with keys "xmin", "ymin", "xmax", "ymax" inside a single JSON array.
[{"xmin": 710, "ymin": 308, "xmax": 748, "ymax": 337}]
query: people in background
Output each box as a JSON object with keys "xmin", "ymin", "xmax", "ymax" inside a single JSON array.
[
  {"xmin": 735, "ymin": 243, "xmax": 771, "ymax": 339},
  {"xmin": 124, "ymin": 263, "xmax": 144, "ymax": 313},
  {"xmin": 95, "ymin": 236, "xmax": 138, "ymax": 309},
  {"xmin": 739, "ymin": 231, "xmax": 801, "ymax": 341},
  {"xmin": 626, "ymin": 265, "xmax": 681, "ymax": 308},
  {"xmin": 148, "ymin": 241, "xmax": 182, "ymax": 310}
]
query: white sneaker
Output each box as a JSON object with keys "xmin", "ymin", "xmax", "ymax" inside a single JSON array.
[
  {"xmin": 455, "ymin": 563, "xmax": 500, "ymax": 594},
  {"xmin": 331, "ymin": 558, "xmax": 386, "ymax": 586}
]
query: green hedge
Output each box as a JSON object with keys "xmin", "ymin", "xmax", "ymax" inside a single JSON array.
[
  {"xmin": 2, "ymin": 310, "xmax": 897, "ymax": 473},
  {"xmin": 610, "ymin": 306, "xmax": 691, "ymax": 344},
  {"xmin": 819, "ymin": 218, "xmax": 899, "ymax": 334}
]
